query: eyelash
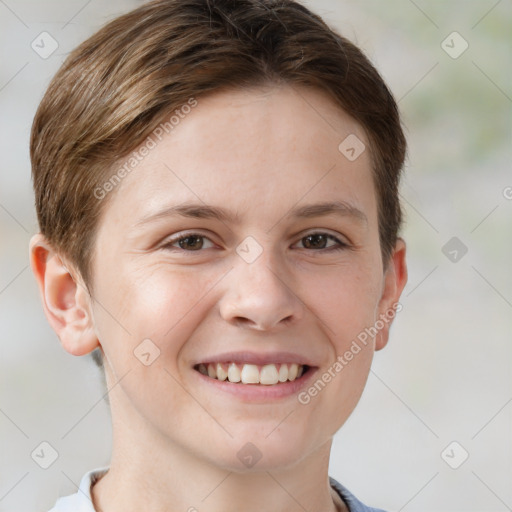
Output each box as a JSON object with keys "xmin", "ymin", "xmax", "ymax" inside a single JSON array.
[{"xmin": 161, "ymin": 232, "xmax": 349, "ymax": 253}]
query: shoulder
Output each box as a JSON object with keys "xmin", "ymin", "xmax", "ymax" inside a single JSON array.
[
  {"xmin": 49, "ymin": 469, "xmax": 382, "ymax": 512},
  {"xmin": 47, "ymin": 467, "xmax": 109, "ymax": 512},
  {"xmin": 329, "ymin": 476, "xmax": 389, "ymax": 512}
]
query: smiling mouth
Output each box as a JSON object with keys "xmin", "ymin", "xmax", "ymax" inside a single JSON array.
[{"xmin": 193, "ymin": 362, "xmax": 312, "ymax": 385}]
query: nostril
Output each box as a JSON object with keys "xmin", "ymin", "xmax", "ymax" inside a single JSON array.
[{"xmin": 233, "ymin": 317, "xmax": 262, "ymax": 329}]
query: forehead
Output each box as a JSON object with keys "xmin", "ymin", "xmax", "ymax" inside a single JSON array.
[
  {"xmin": 101, "ymin": 85, "xmax": 376, "ymax": 229},
  {"xmin": 172, "ymin": 84, "xmax": 367, "ymax": 159}
]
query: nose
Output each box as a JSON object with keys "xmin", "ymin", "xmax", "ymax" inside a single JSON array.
[{"xmin": 218, "ymin": 250, "xmax": 304, "ymax": 331}]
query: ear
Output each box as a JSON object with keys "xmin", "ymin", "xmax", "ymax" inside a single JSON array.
[
  {"xmin": 29, "ymin": 234, "xmax": 99, "ymax": 356},
  {"xmin": 375, "ymin": 237, "xmax": 408, "ymax": 351}
]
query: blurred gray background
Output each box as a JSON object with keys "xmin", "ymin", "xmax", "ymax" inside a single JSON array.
[{"xmin": 1, "ymin": 0, "xmax": 511, "ymax": 510}]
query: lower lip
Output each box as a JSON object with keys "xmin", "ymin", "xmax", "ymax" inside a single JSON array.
[{"xmin": 192, "ymin": 366, "xmax": 319, "ymax": 402}]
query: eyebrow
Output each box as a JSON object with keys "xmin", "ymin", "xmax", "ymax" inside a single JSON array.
[{"xmin": 136, "ymin": 200, "xmax": 368, "ymax": 226}]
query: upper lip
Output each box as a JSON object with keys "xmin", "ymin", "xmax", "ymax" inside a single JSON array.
[{"xmin": 193, "ymin": 351, "xmax": 316, "ymax": 367}]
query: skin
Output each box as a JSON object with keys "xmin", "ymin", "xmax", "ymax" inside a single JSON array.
[{"xmin": 30, "ymin": 84, "xmax": 407, "ymax": 512}]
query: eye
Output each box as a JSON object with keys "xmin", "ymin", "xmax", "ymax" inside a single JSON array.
[
  {"xmin": 295, "ymin": 232, "xmax": 348, "ymax": 251},
  {"xmin": 161, "ymin": 231, "xmax": 348, "ymax": 253},
  {"xmin": 162, "ymin": 233, "xmax": 215, "ymax": 251}
]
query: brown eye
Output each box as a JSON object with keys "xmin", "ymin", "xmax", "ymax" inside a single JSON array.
[
  {"xmin": 163, "ymin": 233, "xmax": 215, "ymax": 251},
  {"xmin": 302, "ymin": 234, "xmax": 328, "ymax": 249},
  {"xmin": 298, "ymin": 233, "xmax": 345, "ymax": 250},
  {"xmin": 178, "ymin": 235, "xmax": 204, "ymax": 250}
]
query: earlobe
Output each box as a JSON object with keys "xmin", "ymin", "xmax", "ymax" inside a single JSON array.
[
  {"xmin": 29, "ymin": 234, "xmax": 99, "ymax": 356},
  {"xmin": 375, "ymin": 238, "xmax": 408, "ymax": 351}
]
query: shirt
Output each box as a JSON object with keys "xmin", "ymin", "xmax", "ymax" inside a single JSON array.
[{"xmin": 47, "ymin": 467, "xmax": 388, "ymax": 512}]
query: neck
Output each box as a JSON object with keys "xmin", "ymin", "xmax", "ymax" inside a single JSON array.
[{"xmin": 91, "ymin": 419, "xmax": 346, "ymax": 512}]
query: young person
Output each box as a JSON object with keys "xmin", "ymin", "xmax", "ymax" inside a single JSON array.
[{"xmin": 29, "ymin": 1, "xmax": 408, "ymax": 510}]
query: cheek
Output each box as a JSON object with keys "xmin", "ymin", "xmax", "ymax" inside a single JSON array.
[
  {"xmin": 91, "ymin": 264, "xmax": 221, "ymax": 425},
  {"xmin": 297, "ymin": 258, "xmax": 382, "ymax": 343},
  {"xmin": 324, "ymin": 346, "xmax": 374, "ymax": 433},
  {"xmin": 293, "ymin": 260, "xmax": 380, "ymax": 426},
  {"xmin": 92, "ymin": 261, "xmax": 223, "ymax": 366}
]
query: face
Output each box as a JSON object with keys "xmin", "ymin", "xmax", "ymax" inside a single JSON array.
[{"xmin": 84, "ymin": 85, "xmax": 405, "ymax": 471}]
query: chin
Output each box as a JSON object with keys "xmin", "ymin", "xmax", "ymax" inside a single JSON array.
[{"xmin": 205, "ymin": 430, "xmax": 312, "ymax": 473}]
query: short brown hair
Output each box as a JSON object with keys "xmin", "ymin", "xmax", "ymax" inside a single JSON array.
[{"xmin": 31, "ymin": 0, "xmax": 406, "ymax": 290}]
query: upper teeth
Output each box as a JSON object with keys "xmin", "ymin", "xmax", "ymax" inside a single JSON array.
[{"xmin": 197, "ymin": 363, "xmax": 304, "ymax": 385}]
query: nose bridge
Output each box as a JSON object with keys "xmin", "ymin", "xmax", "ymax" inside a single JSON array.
[
  {"xmin": 235, "ymin": 233, "xmax": 281, "ymax": 281},
  {"xmin": 219, "ymin": 238, "xmax": 303, "ymax": 330},
  {"xmin": 240, "ymin": 247, "xmax": 285, "ymax": 294}
]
